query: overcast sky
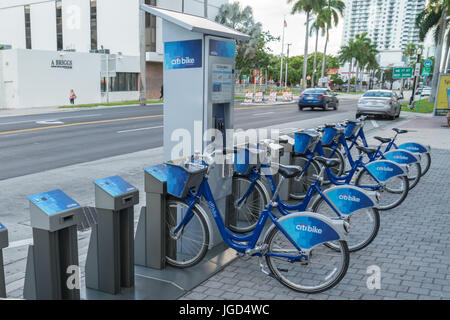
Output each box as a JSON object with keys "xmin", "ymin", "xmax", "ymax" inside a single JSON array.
[{"xmin": 236, "ymin": 0, "xmax": 344, "ymax": 57}]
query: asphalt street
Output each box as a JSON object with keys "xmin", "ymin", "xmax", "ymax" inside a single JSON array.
[{"xmin": 0, "ymin": 96, "xmax": 389, "ymax": 180}]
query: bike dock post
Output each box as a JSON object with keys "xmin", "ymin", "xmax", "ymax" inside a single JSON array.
[
  {"xmin": 85, "ymin": 175, "xmax": 139, "ymax": 295},
  {"xmin": 279, "ymin": 135, "xmax": 295, "ymax": 200},
  {"xmin": 0, "ymin": 222, "xmax": 8, "ymax": 298},
  {"xmin": 23, "ymin": 189, "xmax": 82, "ymax": 300},
  {"xmin": 135, "ymin": 165, "xmax": 167, "ymax": 270}
]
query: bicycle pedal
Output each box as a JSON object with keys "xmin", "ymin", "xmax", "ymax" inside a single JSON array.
[{"xmin": 277, "ymin": 267, "xmax": 289, "ymax": 273}]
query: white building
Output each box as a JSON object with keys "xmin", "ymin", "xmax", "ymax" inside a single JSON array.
[
  {"xmin": 341, "ymin": 0, "xmax": 427, "ymax": 68},
  {"xmin": 0, "ymin": 0, "xmax": 227, "ymax": 108}
]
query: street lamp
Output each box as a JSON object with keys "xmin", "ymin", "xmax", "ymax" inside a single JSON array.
[{"xmin": 285, "ymin": 43, "xmax": 292, "ymax": 89}]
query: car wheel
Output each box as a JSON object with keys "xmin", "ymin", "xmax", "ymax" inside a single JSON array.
[{"xmin": 299, "ymin": 106, "xmax": 303, "ymax": 111}]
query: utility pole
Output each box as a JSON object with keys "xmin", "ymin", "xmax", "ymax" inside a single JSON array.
[
  {"xmin": 204, "ymin": 0, "xmax": 208, "ymax": 18},
  {"xmin": 182, "ymin": 0, "xmax": 185, "ymax": 13},
  {"xmin": 139, "ymin": 0, "xmax": 147, "ymax": 106},
  {"xmin": 279, "ymin": 16, "xmax": 286, "ymax": 87},
  {"xmin": 409, "ymin": 48, "xmax": 423, "ymax": 109},
  {"xmin": 285, "ymin": 43, "xmax": 292, "ymax": 89}
]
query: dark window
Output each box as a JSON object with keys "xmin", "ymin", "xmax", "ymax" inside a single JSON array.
[
  {"xmin": 56, "ymin": 0, "xmax": 63, "ymax": 51},
  {"xmin": 24, "ymin": 5, "xmax": 32, "ymax": 49},
  {"xmin": 90, "ymin": 0, "xmax": 97, "ymax": 50},
  {"xmin": 101, "ymin": 73, "xmax": 139, "ymax": 92},
  {"xmin": 145, "ymin": 0, "xmax": 157, "ymax": 52}
]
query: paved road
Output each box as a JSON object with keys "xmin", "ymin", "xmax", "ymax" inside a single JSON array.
[{"xmin": 0, "ymin": 98, "xmax": 361, "ymax": 180}]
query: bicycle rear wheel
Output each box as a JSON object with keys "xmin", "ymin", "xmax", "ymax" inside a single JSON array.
[
  {"xmin": 229, "ymin": 175, "xmax": 268, "ymax": 234},
  {"xmin": 166, "ymin": 199, "xmax": 210, "ymax": 268},
  {"xmin": 355, "ymin": 170, "xmax": 409, "ymax": 210},
  {"xmin": 419, "ymin": 153, "xmax": 431, "ymax": 176},
  {"xmin": 289, "ymin": 156, "xmax": 320, "ymax": 200},
  {"xmin": 264, "ymin": 228, "xmax": 349, "ymax": 294},
  {"xmin": 312, "ymin": 197, "xmax": 380, "ymax": 252}
]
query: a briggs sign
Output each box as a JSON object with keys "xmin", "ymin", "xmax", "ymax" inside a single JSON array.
[{"xmin": 51, "ymin": 59, "xmax": 73, "ymax": 69}]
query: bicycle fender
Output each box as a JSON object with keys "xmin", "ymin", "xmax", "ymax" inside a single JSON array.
[
  {"xmin": 397, "ymin": 142, "xmax": 431, "ymax": 154},
  {"xmin": 365, "ymin": 160, "xmax": 407, "ymax": 182},
  {"xmin": 322, "ymin": 185, "xmax": 376, "ymax": 215},
  {"xmin": 383, "ymin": 149, "xmax": 420, "ymax": 164},
  {"xmin": 273, "ymin": 212, "xmax": 347, "ymax": 250}
]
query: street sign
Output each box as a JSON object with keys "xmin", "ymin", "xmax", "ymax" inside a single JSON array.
[
  {"xmin": 327, "ymin": 68, "xmax": 338, "ymax": 75},
  {"xmin": 393, "ymin": 67, "xmax": 413, "ymax": 79},
  {"xmin": 424, "ymin": 60, "xmax": 432, "ymax": 68},
  {"xmin": 414, "ymin": 63, "xmax": 421, "ymax": 77},
  {"xmin": 422, "ymin": 66, "xmax": 431, "ymax": 76}
]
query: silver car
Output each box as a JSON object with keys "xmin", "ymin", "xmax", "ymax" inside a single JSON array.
[{"xmin": 356, "ymin": 90, "xmax": 401, "ymax": 120}]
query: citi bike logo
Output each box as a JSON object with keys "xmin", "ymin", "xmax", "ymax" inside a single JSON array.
[
  {"xmin": 394, "ymin": 155, "xmax": 409, "ymax": 160},
  {"xmin": 376, "ymin": 166, "xmax": 394, "ymax": 172},
  {"xmin": 338, "ymin": 193, "xmax": 361, "ymax": 203},
  {"xmin": 171, "ymin": 56, "xmax": 195, "ymax": 66},
  {"xmin": 296, "ymin": 223, "xmax": 322, "ymax": 234}
]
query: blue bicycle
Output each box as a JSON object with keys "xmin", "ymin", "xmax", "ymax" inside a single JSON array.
[
  {"xmin": 164, "ymin": 149, "xmax": 350, "ymax": 293},
  {"xmin": 230, "ymin": 144, "xmax": 381, "ymax": 252},
  {"xmin": 287, "ymin": 129, "xmax": 410, "ymax": 211}
]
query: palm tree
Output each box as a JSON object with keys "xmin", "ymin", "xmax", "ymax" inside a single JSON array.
[
  {"xmin": 319, "ymin": 0, "xmax": 345, "ymax": 84},
  {"xmin": 353, "ymin": 32, "xmax": 376, "ymax": 91},
  {"xmin": 338, "ymin": 39, "xmax": 356, "ymax": 92},
  {"xmin": 310, "ymin": 10, "xmax": 327, "ymax": 87},
  {"xmin": 415, "ymin": 0, "xmax": 449, "ymax": 101},
  {"xmin": 288, "ymin": 0, "xmax": 323, "ymax": 89}
]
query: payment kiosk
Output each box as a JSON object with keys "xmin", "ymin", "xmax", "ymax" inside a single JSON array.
[
  {"xmin": 0, "ymin": 222, "xmax": 8, "ymax": 298},
  {"xmin": 85, "ymin": 176, "xmax": 139, "ymax": 294},
  {"xmin": 140, "ymin": 5, "xmax": 250, "ymax": 248},
  {"xmin": 24, "ymin": 190, "xmax": 82, "ymax": 300}
]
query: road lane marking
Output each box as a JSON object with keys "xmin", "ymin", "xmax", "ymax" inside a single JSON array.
[
  {"xmin": 0, "ymin": 113, "xmax": 103, "ymax": 126},
  {"xmin": 117, "ymin": 125, "xmax": 163, "ymax": 133},
  {"xmin": 253, "ymin": 111, "xmax": 275, "ymax": 116},
  {"xmin": 36, "ymin": 120, "xmax": 65, "ymax": 125},
  {"xmin": 0, "ymin": 115, "xmax": 163, "ymax": 136}
]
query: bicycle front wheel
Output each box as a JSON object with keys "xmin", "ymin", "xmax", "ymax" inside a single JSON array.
[
  {"xmin": 419, "ymin": 153, "xmax": 431, "ymax": 176},
  {"xmin": 406, "ymin": 162, "xmax": 421, "ymax": 190},
  {"xmin": 312, "ymin": 197, "xmax": 380, "ymax": 252},
  {"xmin": 264, "ymin": 228, "xmax": 349, "ymax": 294},
  {"xmin": 355, "ymin": 170, "xmax": 409, "ymax": 210},
  {"xmin": 229, "ymin": 175, "xmax": 268, "ymax": 234},
  {"xmin": 166, "ymin": 199, "xmax": 210, "ymax": 268}
]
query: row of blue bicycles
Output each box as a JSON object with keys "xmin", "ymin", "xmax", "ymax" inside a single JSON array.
[{"xmin": 162, "ymin": 115, "xmax": 431, "ymax": 294}]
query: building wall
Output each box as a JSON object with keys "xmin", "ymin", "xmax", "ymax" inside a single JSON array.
[{"xmin": 146, "ymin": 61, "xmax": 163, "ymax": 99}]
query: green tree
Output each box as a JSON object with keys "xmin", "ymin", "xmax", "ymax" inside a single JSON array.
[
  {"xmin": 338, "ymin": 39, "xmax": 356, "ymax": 92},
  {"xmin": 415, "ymin": 0, "xmax": 449, "ymax": 101},
  {"xmin": 318, "ymin": 0, "xmax": 345, "ymax": 82},
  {"xmin": 288, "ymin": 0, "xmax": 324, "ymax": 89}
]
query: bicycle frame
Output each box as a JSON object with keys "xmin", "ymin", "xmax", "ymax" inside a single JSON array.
[{"xmin": 174, "ymin": 176, "xmax": 306, "ymax": 260}]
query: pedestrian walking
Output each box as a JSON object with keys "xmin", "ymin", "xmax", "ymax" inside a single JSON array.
[{"xmin": 69, "ymin": 89, "xmax": 77, "ymax": 105}]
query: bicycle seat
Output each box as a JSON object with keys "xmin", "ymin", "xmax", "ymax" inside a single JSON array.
[
  {"xmin": 356, "ymin": 146, "xmax": 377, "ymax": 154},
  {"xmin": 374, "ymin": 136, "xmax": 392, "ymax": 144},
  {"xmin": 313, "ymin": 156, "xmax": 340, "ymax": 168},
  {"xmin": 392, "ymin": 128, "xmax": 408, "ymax": 134},
  {"xmin": 277, "ymin": 164, "xmax": 302, "ymax": 178}
]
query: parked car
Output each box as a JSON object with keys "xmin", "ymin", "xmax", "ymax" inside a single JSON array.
[
  {"xmin": 298, "ymin": 88, "xmax": 339, "ymax": 111},
  {"xmin": 415, "ymin": 86, "xmax": 432, "ymax": 96},
  {"xmin": 356, "ymin": 90, "xmax": 401, "ymax": 120}
]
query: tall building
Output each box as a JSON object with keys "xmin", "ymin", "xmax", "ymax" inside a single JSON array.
[
  {"xmin": 0, "ymin": 0, "xmax": 227, "ymax": 108},
  {"xmin": 342, "ymin": 0, "xmax": 426, "ymax": 52}
]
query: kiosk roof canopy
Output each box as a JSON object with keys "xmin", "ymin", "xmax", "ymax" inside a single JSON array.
[{"xmin": 140, "ymin": 5, "xmax": 250, "ymax": 41}]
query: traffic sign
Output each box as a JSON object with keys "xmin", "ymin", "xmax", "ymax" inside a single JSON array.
[
  {"xmin": 393, "ymin": 67, "xmax": 413, "ymax": 79},
  {"xmin": 424, "ymin": 60, "xmax": 432, "ymax": 67},
  {"xmin": 422, "ymin": 66, "xmax": 431, "ymax": 76}
]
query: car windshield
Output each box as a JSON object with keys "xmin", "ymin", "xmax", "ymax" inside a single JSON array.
[
  {"xmin": 363, "ymin": 91, "xmax": 392, "ymax": 98},
  {"xmin": 304, "ymin": 90, "xmax": 326, "ymax": 94}
]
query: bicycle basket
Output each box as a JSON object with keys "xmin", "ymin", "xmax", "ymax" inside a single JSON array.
[
  {"xmin": 166, "ymin": 161, "xmax": 208, "ymax": 198},
  {"xmin": 234, "ymin": 146, "xmax": 265, "ymax": 175},
  {"xmin": 344, "ymin": 121, "xmax": 362, "ymax": 138},
  {"xmin": 294, "ymin": 130, "xmax": 321, "ymax": 154},
  {"xmin": 322, "ymin": 127, "xmax": 338, "ymax": 145}
]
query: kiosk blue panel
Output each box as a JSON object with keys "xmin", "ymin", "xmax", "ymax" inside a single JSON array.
[
  {"xmin": 209, "ymin": 39, "xmax": 236, "ymax": 58},
  {"xmin": 0, "ymin": 223, "xmax": 5, "ymax": 231},
  {"xmin": 94, "ymin": 176, "xmax": 137, "ymax": 197},
  {"xmin": 28, "ymin": 189, "xmax": 80, "ymax": 215},
  {"xmin": 164, "ymin": 39, "xmax": 202, "ymax": 70}
]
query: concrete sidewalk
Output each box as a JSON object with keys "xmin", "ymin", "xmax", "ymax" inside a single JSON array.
[
  {"xmin": 180, "ymin": 114, "xmax": 450, "ymax": 300},
  {"xmin": 0, "ymin": 111, "xmax": 442, "ymax": 299}
]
